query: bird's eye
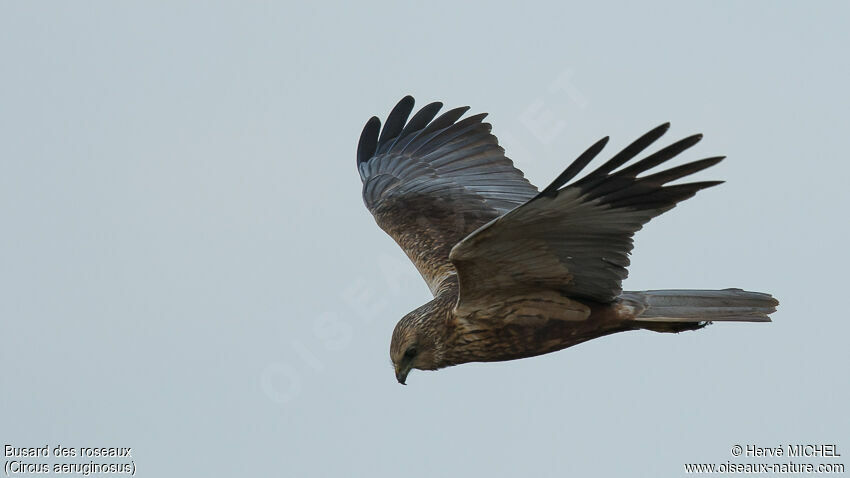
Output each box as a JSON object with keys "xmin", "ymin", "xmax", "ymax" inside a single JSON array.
[{"xmin": 403, "ymin": 347, "xmax": 417, "ymax": 360}]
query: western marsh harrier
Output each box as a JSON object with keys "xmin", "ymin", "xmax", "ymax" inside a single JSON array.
[{"xmin": 356, "ymin": 96, "xmax": 777, "ymax": 384}]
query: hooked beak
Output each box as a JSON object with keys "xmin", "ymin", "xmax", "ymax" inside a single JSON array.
[{"xmin": 395, "ymin": 364, "xmax": 411, "ymax": 385}]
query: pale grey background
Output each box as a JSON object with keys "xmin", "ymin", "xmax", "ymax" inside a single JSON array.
[{"xmin": 2, "ymin": 1, "xmax": 848, "ymax": 477}]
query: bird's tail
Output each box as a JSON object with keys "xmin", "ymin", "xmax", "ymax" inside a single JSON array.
[{"xmin": 618, "ymin": 289, "xmax": 778, "ymax": 333}]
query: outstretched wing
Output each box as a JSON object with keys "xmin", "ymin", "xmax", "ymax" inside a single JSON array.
[
  {"xmin": 357, "ymin": 96, "xmax": 538, "ymax": 294},
  {"xmin": 449, "ymin": 123, "xmax": 723, "ymax": 311}
]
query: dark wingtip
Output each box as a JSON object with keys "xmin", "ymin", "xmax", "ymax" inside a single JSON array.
[
  {"xmin": 393, "ymin": 95, "xmax": 416, "ymax": 113},
  {"xmin": 579, "ymin": 124, "xmax": 672, "ymax": 183},
  {"xmin": 679, "ymin": 133, "xmax": 704, "ymax": 151},
  {"xmin": 425, "ymin": 105, "xmax": 471, "ymax": 133},
  {"xmin": 378, "ymin": 96, "xmax": 416, "ymax": 146},
  {"xmin": 615, "ymin": 132, "xmax": 705, "ymax": 178},
  {"xmin": 538, "ymin": 136, "xmax": 610, "ymax": 198},
  {"xmin": 394, "ymin": 101, "xmax": 443, "ymax": 143},
  {"xmin": 644, "ymin": 122, "xmax": 672, "ymax": 142},
  {"xmin": 357, "ymin": 116, "xmax": 381, "ymax": 165},
  {"xmin": 682, "ymin": 133, "xmax": 704, "ymax": 147},
  {"xmin": 639, "ymin": 155, "xmax": 726, "ymax": 185}
]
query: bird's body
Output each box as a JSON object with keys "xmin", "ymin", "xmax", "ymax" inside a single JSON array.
[
  {"xmin": 356, "ymin": 96, "xmax": 778, "ymax": 384},
  {"xmin": 397, "ymin": 276, "xmax": 627, "ymax": 367}
]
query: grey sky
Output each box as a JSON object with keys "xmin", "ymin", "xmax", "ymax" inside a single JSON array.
[{"xmin": 1, "ymin": 1, "xmax": 848, "ymax": 476}]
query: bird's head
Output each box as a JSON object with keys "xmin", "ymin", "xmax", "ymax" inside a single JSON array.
[{"xmin": 390, "ymin": 307, "xmax": 443, "ymax": 385}]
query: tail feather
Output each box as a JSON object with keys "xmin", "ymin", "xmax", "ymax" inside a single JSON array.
[{"xmin": 620, "ymin": 288, "xmax": 778, "ymax": 323}]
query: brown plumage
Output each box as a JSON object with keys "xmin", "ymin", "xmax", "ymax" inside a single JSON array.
[{"xmin": 357, "ymin": 96, "xmax": 778, "ymax": 385}]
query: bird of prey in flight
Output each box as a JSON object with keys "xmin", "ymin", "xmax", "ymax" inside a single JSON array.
[{"xmin": 356, "ymin": 96, "xmax": 778, "ymax": 385}]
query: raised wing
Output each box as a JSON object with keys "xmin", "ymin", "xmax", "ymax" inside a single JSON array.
[
  {"xmin": 449, "ymin": 123, "xmax": 723, "ymax": 311},
  {"xmin": 357, "ymin": 96, "xmax": 538, "ymax": 294}
]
